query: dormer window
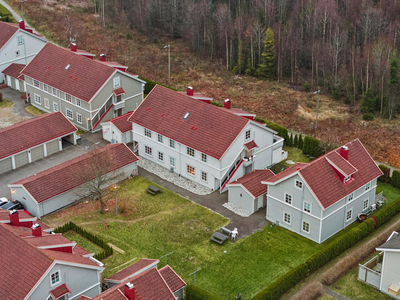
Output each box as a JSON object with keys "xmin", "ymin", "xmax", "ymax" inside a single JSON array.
[{"xmin": 344, "ymin": 176, "xmax": 351, "ymax": 183}]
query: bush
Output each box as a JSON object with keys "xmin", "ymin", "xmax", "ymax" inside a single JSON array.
[
  {"xmin": 210, "ymin": 100, "xmax": 223, "ymax": 107},
  {"xmin": 363, "ymin": 113, "xmax": 374, "ymax": 121},
  {"xmin": 254, "ymin": 116, "xmax": 289, "ymax": 141},
  {"xmin": 378, "ymin": 165, "xmax": 391, "ymax": 183},
  {"xmin": 392, "ymin": 171, "xmax": 400, "ymax": 189},
  {"xmin": 138, "ymin": 76, "xmax": 177, "ymax": 95},
  {"xmin": 293, "ymin": 134, "xmax": 298, "ymax": 148},
  {"xmin": 185, "ymin": 284, "xmax": 222, "ymax": 300},
  {"xmin": 298, "ymin": 134, "xmax": 304, "ymax": 150},
  {"xmin": 374, "ymin": 197, "xmax": 400, "ymax": 228},
  {"xmin": 303, "ymin": 82, "xmax": 311, "ymax": 92},
  {"xmin": 332, "ymin": 88, "xmax": 342, "ymax": 101},
  {"xmin": 302, "ymin": 136, "xmax": 323, "ymax": 158},
  {"xmin": 344, "ymin": 96, "xmax": 351, "ymax": 105},
  {"xmin": 290, "ymin": 282, "xmax": 323, "ymax": 300}
]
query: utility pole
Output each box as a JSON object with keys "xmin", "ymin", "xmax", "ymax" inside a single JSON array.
[
  {"xmin": 113, "ymin": 184, "xmax": 118, "ymax": 216},
  {"xmin": 21, "ymin": 0, "xmax": 27, "ymax": 21},
  {"xmin": 314, "ymin": 90, "xmax": 320, "ymax": 137},
  {"xmin": 164, "ymin": 45, "xmax": 170, "ymax": 86}
]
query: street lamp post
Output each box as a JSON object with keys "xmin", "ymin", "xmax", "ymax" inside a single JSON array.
[
  {"xmin": 113, "ymin": 184, "xmax": 118, "ymax": 216},
  {"xmin": 314, "ymin": 90, "xmax": 320, "ymax": 137},
  {"xmin": 164, "ymin": 45, "xmax": 170, "ymax": 86},
  {"xmin": 21, "ymin": 0, "xmax": 27, "ymax": 21}
]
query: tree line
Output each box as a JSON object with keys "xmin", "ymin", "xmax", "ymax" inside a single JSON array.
[{"xmin": 98, "ymin": 0, "xmax": 400, "ymax": 118}]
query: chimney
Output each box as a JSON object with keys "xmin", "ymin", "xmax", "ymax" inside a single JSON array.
[
  {"xmin": 31, "ymin": 223, "xmax": 42, "ymax": 237},
  {"xmin": 340, "ymin": 146, "xmax": 349, "ymax": 160},
  {"xmin": 124, "ymin": 282, "xmax": 135, "ymax": 300},
  {"xmin": 99, "ymin": 54, "xmax": 106, "ymax": 62},
  {"xmin": 224, "ymin": 99, "xmax": 231, "ymax": 109},
  {"xmin": 9, "ymin": 210, "xmax": 20, "ymax": 226},
  {"xmin": 71, "ymin": 43, "xmax": 77, "ymax": 52},
  {"xmin": 19, "ymin": 20, "xmax": 25, "ymax": 30},
  {"xmin": 187, "ymin": 86, "xmax": 194, "ymax": 96}
]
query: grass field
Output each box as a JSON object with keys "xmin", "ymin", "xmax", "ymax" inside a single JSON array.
[
  {"xmin": 25, "ymin": 105, "xmax": 46, "ymax": 116},
  {"xmin": 376, "ymin": 182, "xmax": 400, "ymax": 205},
  {"xmin": 0, "ymin": 98, "xmax": 13, "ymax": 108},
  {"xmin": 63, "ymin": 231, "xmax": 104, "ymax": 254}
]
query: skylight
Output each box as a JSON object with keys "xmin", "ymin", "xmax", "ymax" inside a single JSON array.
[
  {"xmin": 65, "ymin": 64, "xmax": 70, "ymax": 70},
  {"xmin": 183, "ymin": 112, "xmax": 190, "ymax": 120}
]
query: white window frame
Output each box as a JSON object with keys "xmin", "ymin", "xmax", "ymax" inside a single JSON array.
[
  {"xmin": 33, "ymin": 79, "xmax": 40, "ymax": 88},
  {"xmin": 363, "ymin": 199, "xmax": 369, "ymax": 211},
  {"xmin": 187, "ymin": 164, "xmax": 195, "ymax": 177},
  {"xmin": 52, "ymin": 87, "xmax": 57, "ymax": 96},
  {"xmin": 187, "ymin": 147, "xmax": 195, "ymax": 157},
  {"xmin": 44, "ymin": 98, "xmax": 50, "ymax": 109},
  {"xmin": 283, "ymin": 212, "xmax": 291, "ymax": 225},
  {"xmin": 245, "ymin": 129, "xmax": 251, "ymax": 140},
  {"xmin": 34, "ymin": 94, "xmax": 41, "ymax": 105},
  {"xmin": 201, "ymin": 171, "xmax": 207, "ymax": 182},
  {"xmin": 284, "ymin": 193, "xmax": 292, "ymax": 205},
  {"xmin": 76, "ymin": 98, "xmax": 81, "ymax": 107},
  {"xmin": 344, "ymin": 176, "xmax": 352, "ymax": 183},
  {"xmin": 348, "ymin": 193, "xmax": 354, "ymax": 202},
  {"xmin": 144, "ymin": 145, "xmax": 152, "ymax": 157},
  {"xmin": 65, "ymin": 94, "xmax": 72, "ymax": 102},
  {"xmin": 53, "ymin": 102, "xmax": 58, "ymax": 112},
  {"xmin": 113, "ymin": 77, "xmax": 120, "ymax": 88},
  {"xmin": 202, "ymin": 153, "xmax": 207, "ymax": 163},
  {"xmin": 158, "ymin": 134, "xmax": 163, "ymax": 143},
  {"xmin": 295, "ymin": 180, "xmax": 303, "ymax": 190},
  {"xmin": 144, "ymin": 128, "xmax": 152, "ymax": 138},
  {"xmin": 66, "ymin": 108, "xmax": 73, "ymax": 120},
  {"xmin": 50, "ymin": 270, "xmax": 61, "ymax": 286},
  {"xmin": 158, "ymin": 151, "xmax": 164, "ymax": 162},
  {"xmin": 169, "ymin": 139, "xmax": 175, "ymax": 148},
  {"xmin": 302, "ymin": 221, "xmax": 310, "ymax": 234},
  {"xmin": 170, "ymin": 156, "xmax": 175, "ymax": 167},
  {"xmin": 43, "ymin": 84, "xmax": 48, "ymax": 92},
  {"xmin": 77, "ymin": 113, "xmax": 82, "ymax": 124},
  {"xmin": 17, "ymin": 36, "xmax": 24, "ymax": 46},
  {"xmin": 365, "ymin": 182, "xmax": 371, "ymax": 191},
  {"xmin": 346, "ymin": 208, "xmax": 353, "ymax": 222},
  {"xmin": 303, "ymin": 202, "xmax": 311, "ymax": 213}
]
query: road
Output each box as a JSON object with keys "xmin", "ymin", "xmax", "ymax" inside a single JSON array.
[{"xmin": 0, "ymin": 0, "xmax": 33, "ymax": 29}]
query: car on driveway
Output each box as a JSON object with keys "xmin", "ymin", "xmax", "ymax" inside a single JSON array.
[
  {"xmin": 0, "ymin": 197, "xmax": 9, "ymax": 207},
  {"xmin": 0, "ymin": 200, "xmax": 24, "ymax": 210}
]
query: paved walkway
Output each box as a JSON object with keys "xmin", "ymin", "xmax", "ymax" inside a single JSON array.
[
  {"xmin": 1, "ymin": 87, "xmax": 32, "ymax": 118},
  {"xmin": 0, "ymin": 0, "xmax": 32, "ymax": 28}
]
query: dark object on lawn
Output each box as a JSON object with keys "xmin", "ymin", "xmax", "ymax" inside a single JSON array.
[
  {"xmin": 146, "ymin": 185, "xmax": 161, "ymax": 195},
  {"xmin": 236, "ymin": 293, "xmax": 241, "ymax": 300},
  {"xmin": 357, "ymin": 213, "xmax": 368, "ymax": 222},
  {"xmin": 210, "ymin": 227, "xmax": 232, "ymax": 244}
]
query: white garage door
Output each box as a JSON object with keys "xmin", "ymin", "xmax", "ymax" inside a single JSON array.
[
  {"xmin": 15, "ymin": 152, "xmax": 29, "ymax": 168},
  {"xmin": 15, "ymin": 79, "xmax": 20, "ymax": 91},
  {"xmin": 31, "ymin": 145, "xmax": 45, "ymax": 162},
  {"xmin": 0, "ymin": 157, "xmax": 13, "ymax": 175},
  {"xmin": 46, "ymin": 140, "xmax": 59, "ymax": 156},
  {"xmin": 7, "ymin": 76, "xmax": 11, "ymax": 87}
]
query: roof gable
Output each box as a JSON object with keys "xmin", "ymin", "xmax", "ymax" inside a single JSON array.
[
  {"xmin": 0, "ymin": 21, "xmax": 18, "ymax": 50},
  {"xmin": 159, "ymin": 265, "xmax": 187, "ymax": 293},
  {"xmin": 230, "ymin": 169, "xmax": 275, "ymax": 198},
  {"xmin": 103, "ymin": 112, "xmax": 134, "ymax": 134},
  {"xmin": 2, "ymin": 63, "xmax": 25, "ymax": 78},
  {"xmin": 377, "ymin": 232, "xmax": 400, "ymax": 251},
  {"xmin": 128, "ymin": 85, "xmax": 249, "ymax": 159},
  {"xmin": 325, "ymin": 151, "xmax": 357, "ymax": 177}
]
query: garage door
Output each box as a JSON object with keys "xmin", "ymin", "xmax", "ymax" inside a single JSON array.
[
  {"xmin": 15, "ymin": 152, "xmax": 29, "ymax": 168},
  {"xmin": 46, "ymin": 140, "xmax": 60, "ymax": 156},
  {"xmin": 31, "ymin": 145, "xmax": 45, "ymax": 162},
  {"xmin": 0, "ymin": 157, "xmax": 13, "ymax": 175},
  {"xmin": 15, "ymin": 79, "xmax": 20, "ymax": 91}
]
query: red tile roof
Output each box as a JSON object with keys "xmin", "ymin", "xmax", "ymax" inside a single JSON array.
[
  {"xmin": 264, "ymin": 139, "xmax": 382, "ymax": 209},
  {"xmin": 2, "ymin": 63, "xmax": 25, "ymax": 78},
  {"xmin": 262, "ymin": 163, "xmax": 307, "ymax": 184},
  {"xmin": 40, "ymin": 249, "xmax": 101, "ymax": 267},
  {"xmin": 159, "ymin": 265, "xmax": 187, "ymax": 292},
  {"xmin": 0, "ymin": 209, "xmax": 36, "ymax": 222},
  {"xmin": 176, "ymin": 91, "xmax": 213, "ymax": 100},
  {"xmin": 223, "ymin": 108, "xmax": 256, "ymax": 117},
  {"xmin": 50, "ymin": 284, "xmax": 71, "ymax": 299},
  {"xmin": 325, "ymin": 151, "xmax": 357, "ymax": 177},
  {"xmin": 11, "ymin": 143, "xmax": 139, "ymax": 203},
  {"xmin": 113, "ymin": 87, "xmax": 126, "ymax": 96},
  {"xmin": 0, "ymin": 21, "xmax": 18, "ymax": 50},
  {"xmin": 0, "ymin": 224, "xmax": 53, "ymax": 300},
  {"xmin": 73, "ymin": 244, "xmax": 92, "ymax": 256},
  {"xmin": 105, "ymin": 112, "xmax": 133, "ymax": 134},
  {"xmin": 21, "ymin": 43, "xmax": 117, "ymax": 102},
  {"xmin": 0, "ymin": 112, "xmax": 77, "ymax": 160},
  {"xmin": 128, "ymin": 85, "xmax": 249, "ymax": 159},
  {"xmin": 244, "ymin": 140, "xmax": 258, "ymax": 151},
  {"xmin": 229, "ymin": 169, "xmax": 275, "ymax": 198},
  {"xmin": 23, "ymin": 234, "xmax": 75, "ymax": 248},
  {"xmin": 98, "ymin": 60, "xmax": 128, "ymax": 70},
  {"xmin": 106, "ymin": 259, "xmax": 159, "ymax": 282}
]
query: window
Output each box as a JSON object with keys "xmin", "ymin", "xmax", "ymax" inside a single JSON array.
[
  {"xmin": 302, "ymin": 221, "xmax": 310, "ymax": 233},
  {"xmin": 346, "ymin": 209, "xmax": 352, "ymax": 221},
  {"xmin": 53, "ymin": 102, "xmax": 58, "ymax": 112},
  {"xmin": 144, "ymin": 128, "xmax": 151, "ymax": 138},
  {"xmin": 348, "ymin": 193, "xmax": 354, "ymax": 202},
  {"xmin": 66, "ymin": 108, "xmax": 73, "ymax": 119},
  {"xmin": 50, "ymin": 271, "xmax": 60, "ymax": 286},
  {"xmin": 170, "ymin": 157, "xmax": 175, "ymax": 167},
  {"xmin": 17, "ymin": 36, "xmax": 24, "ymax": 45},
  {"xmin": 15, "ymin": 50, "xmax": 20, "ymax": 57},
  {"xmin": 145, "ymin": 146, "xmax": 152, "ymax": 156},
  {"xmin": 158, "ymin": 151, "xmax": 164, "ymax": 162},
  {"xmin": 187, "ymin": 147, "xmax": 194, "ymax": 157},
  {"xmin": 52, "ymin": 87, "xmax": 57, "ymax": 96},
  {"xmin": 43, "ymin": 84, "xmax": 48, "ymax": 92},
  {"xmin": 365, "ymin": 182, "xmax": 370, "ymax": 191},
  {"xmin": 285, "ymin": 193, "xmax": 292, "ymax": 205},
  {"xmin": 187, "ymin": 165, "xmax": 195, "ymax": 176},
  {"xmin": 303, "ymin": 202, "xmax": 311, "ymax": 213},
  {"xmin": 202, "ymin": 154, "xmax": 207, "ymax": 163},
  {"xmin": 245, "ymin": 130, "xmax": 251, "ymax": 140},
  {"xmin": 65, "ymin": 94, "xmax": 72, "ymax": 102},
  {"xmin": 363, "ymin": 199, "xmax": 369, "ymax": 211},
  {"xmin": 295, "ymin": 180, "xmax": 303, "ymax": 189},
  {"xmin": 77, "ymin": 113, "xmax": 82, "ymax": 124},
  {"xmin": 34, "ymin": 94, "xmax": 41, "ymax": 104},
  {"xmin": 169, "ymin": 139, "xmax": 175, "ymax": 148},
  {"xmin": 113, "ymin": 77, "xmax": 120, "ymax": 88},
  {"xmin": 344, "ymin": 176, "xmax": 351, "ymax": 183},
  {"xmin": 201, "ymin": 171, "xmax": 207, "ymax": 182},
  {"xmin": 158, "ymin": 134, "xmax": 163, "ymax": 143},
  {"xmin": 283, "ymin": 212, "xmax": 291, "ymax": 224},
  {"xmin": 44, "ymin": 98, "xmax": 50, "ymax": 109},
  {"xmin": 76, "ymin": 98, "xmax": 81, "ymax": 107},
  {"xmin": 34, "ymin": 79, "xmax": 40, "ymax": 88}
]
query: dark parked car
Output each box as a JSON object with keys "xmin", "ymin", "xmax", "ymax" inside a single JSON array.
[{"xmin": 0, "ymin": 200, "xmax": 24, "ymax": 210}]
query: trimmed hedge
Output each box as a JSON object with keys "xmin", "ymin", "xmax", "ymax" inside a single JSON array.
[
  {"xmin": 138, "ymin": 76, "xmax": 177, "ymax": 95},
  {"xmin": 54, "ymin": 221, "xmax": 113, "ymax": 260},
  {"xmin": 378, "ymin": 165, "xmax": 391, "ymax": 183},
  {"xmin": 392, "ymin": 170, "xmax": 400, "ymax": 189},
  {"xmin": 302, "ymin": 136, "xmax": 323, "ymax": 158},
  {"xmin": 185, "ymin": 284, "xmax": 222, "ymax": 300},
  {"xmin": 254, "ymin": 116, "xmax": 289, "ymax": 141},
  {"xmin": 374, "ymin": 196, "xmax": 400, "ymax": 228}
]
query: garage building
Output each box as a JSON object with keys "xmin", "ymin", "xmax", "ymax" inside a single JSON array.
[
  {"xmin": 0, "ymin": 112, "xmax": 77, "ymax": 176},
  {"xmin": 2, "ymin": 63, "xmax": 26, "ymax": 93},
  {"xmin": 101, "ymin": 111, "xmax": 133, "ymax": 144}
]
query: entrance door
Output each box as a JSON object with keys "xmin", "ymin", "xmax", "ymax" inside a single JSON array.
[
  {"xmin": 258, "ymin": 196, "xmax": 263, "ymax": 209},
  {"xmin": 15, "ymin": 79, "xmax": 20, "ymax": 91},
  {"xmin": 7, "ymin": 76, "xmax": 11, "ymax": 87}
]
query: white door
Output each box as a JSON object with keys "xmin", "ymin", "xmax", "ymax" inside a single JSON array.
[
  {"xmin": 257, "ymin": 196, "xmax": 263, "ymax": 209},
  {"xmin": 7, "ymin": 76, "xmax": 11, "ymax": 87},
  {"xmin": 15, "ymin": 79, "xmax": 20, "ymax": 91}
]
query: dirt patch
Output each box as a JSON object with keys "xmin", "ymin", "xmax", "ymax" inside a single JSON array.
[{"xmin": 0, "ymin": 106, "xmax": 28, "ymax": 129}]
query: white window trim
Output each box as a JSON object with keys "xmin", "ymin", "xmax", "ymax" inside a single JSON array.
[
  {"xmin": 113, "ymin": 76, "xmax": 120, "ymax": 88},
  {"xmin": 76, "ymin": 98, "xmax": 81, "ymax": 107},
  {"xmin": 187, "ymin": 147, "xmax": 195, "ymax": 157},
  {"xmin": 158, "ymin": 134, "xmax": 163, "ymax": 143},
  {"xmin": 17, "ymin": 36, "xmax": 24, "ymax": 45},
  {"xmin": 144, "ymin": 145, "xmax": 152, "ymax": 157},
  {"xmin": 202, "ymin": 153, "xmax": 207, "ymax": 163},
  {"xmin": 52, "ymin": 87, "xmax": 57, "ymax": 96},
  {"xmin": 295, "ymin": 180, "xmax": 303, "ymax": 190},
  {"xmin": 170, "ymin": 156, "xmax": 175, "ymax": 167},
  {"xmin": 348, "ymin": 193, "xmax": 354, "ymax": 203},
  {"xmin": 33, "ymin": 79, "xmax": 40, "ymax": 88},
  {"xmin": 201, "ymin": 171, "xmax": 208, "ymax": 182},
  {"xmin": 346, "ymin": 208, "xmax": 353, "ymax": 222},
  {"xmin": 65, "ymin": 93, "xmax": 72, "ymax": 102},
  {"xmin": 303, "ymin": 201, "xmax": 312, "ymax": 214},
  {"xmin": 76, "ymin": 113, "xmax": 82, "ymax": 124},
  {"xmin": 283, "ymin": 211, "xmax": 291, "ymax": 225},
  {"xmin": 245, "ymin": 129, "xmax": 251, "ymax": 141},
  {"xmin": 34, "ymin": 93, "xmax": 41, "ymax": 104},
  {"xmin": 365, "ymin": 182, "xmax": 371, "ymax": 191},
  {"xmin": 50, "ymin": 270, "xmax": 61, "ymax": 287},
  {"xmin": 284, "ymin": 193, "xmax": 292, "ymax": 205},
  {"xmin": 158, "ymin": 151, "xmax": 164, "ymax": 162},
  {"xmin": 187, "ymin": 164, "xmax": 195, "ymax": 177},
  {"xmin": 44, "ymin": 98, "xmax": 50, "ymax": 109},
  {"xmin": 302, "ymin": 221, "xmax": 310, "ymax": 234},
  {"xmin": 66, "ymin": 108, "xmax": 73, "ymax": 120},
  {"xmin": 144, "ymin": 128, "xmax": 152, "ymax": 138},
  {"xmin": 363, "ymin": 198, "xmax": 369, "ymax": 211},
  {"xmin": 53, "ymin": 102, "xmax": 58, "ymax": 112},
  {"xmin": 169, "ymin": 139, "xmax": 175, "ymax": 148}
]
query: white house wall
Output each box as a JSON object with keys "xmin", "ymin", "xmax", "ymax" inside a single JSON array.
[
  {"xmin": 228, "ymin": 185, "xmax": 255, "ymax": 214},
  {"xmin": 380, "ymin": 252, "xmax": 400, "ymax": 299}
]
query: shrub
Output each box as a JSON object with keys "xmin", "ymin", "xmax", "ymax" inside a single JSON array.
[
  {"xmin": 378, "ymin": 165, "xmax": 390, "ymax": 183},
  {"xmin": 344, "ymin": 96, "xmax": 351, "ymax": 105},
  {"xmin": 290, "ymin": 282, "xmax": 323, "ymax": 300},
  {"xmin": 293, "ymin": 134, "xmax": 298, "ymax": 148},
  {"xmin": 374, "ymin": 197, "xmax": 400, "ymax": 228},
  {"xmin": 298, "ymin": 134, "xmax": 304, "ymax": 150},
  {"xmin": 254, "ymin": 116, "xmax": 289, "ymax": 141},
  {"xmin": 185, "ymin": 284, "xmax": 222, "ymax": 300},
  {"xmin": 392, "ymin": 171, "xmax": 400, "ymax": 189},
  {"xmin": 363, "ymin": 113, "xmax": 374, "ymax": 121},
  {"xmin": 137, "ymin": 76, "xmax": 177, "ymax": 95},
  {"xmin": 332, "ymin": 88, "xmax": 342, "ymax": 101},
  {"xmin": 302, "ymin": 136, "xmax": 323, "ymax": 158},
  {"xmin": 303, "ymin": 82, "xmax": 311, "ymax": 92},
  {"xmin": 210, "ymin": 100, "xmax": 223, "ymax": 107}
]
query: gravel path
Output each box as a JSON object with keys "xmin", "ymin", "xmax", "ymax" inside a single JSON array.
[{"xmin": 222, "ymin": 202, "xmax": 251, "ymax": 217}]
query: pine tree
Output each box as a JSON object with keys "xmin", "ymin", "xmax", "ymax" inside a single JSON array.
[
  {"xmin": 258, "ymin": 28, "xmax": 275, "ymax": 79},
  {"xmin": 289, "ymin": 133, "xmax": 294, "ymax": 147},
  {"xmin": 298, "ymin": 134, "xmax": 303, "ymax": 150},
  {"xmin": 294, "ymin": 134, "xmax": 298, "ymax": 148}
]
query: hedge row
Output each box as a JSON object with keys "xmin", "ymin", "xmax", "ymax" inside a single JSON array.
[
  {"xmin": 54, "ymin": 221, "xmax": 113, "ymax": 260},
  {"xmin": 374, "ymin": 196, "xmax": 400, "ymax": 228},
  {"xmin": 392, "ymin": 170, "xmax": 400, "ymax": 189},
  {"xmin": 378, "ymin": 165, "xmax": 391, "ymax": 183},
  {"xmin": 138, "ymin": 76, "xmax": 177, "ymax": 95},
  {"xmin": 185, "ymin": 284, "xmax": 222, "ymax": 300},
  {"xmin": 302, "ymin": 136, "xmax": 323, "ymax": 158},
  {"xmin": 254, "ymin": 116, "xmax": 289, "ymax": 141}
]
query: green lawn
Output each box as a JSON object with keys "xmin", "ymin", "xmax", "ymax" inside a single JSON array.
[
  {"xmin": 43, "ymin": 176, "xmax": 327, "ymax": 299},
  {"xmin": 0, "ymin": 98, "xmax": 13, "ymax": 108},
  {"xmin": 63, "ymin": 230, "xmax": 104, "ymax": 254},
  {"xmin": 25, "ymin": 105, "xmax": 46, "ymax": 116},
  {"xmin": 282, "ymin": 146, "xmax": 312, "ymax": 166},
  {"xmin": 318, "ymin": 295, "xmax": 335, "ymax": 300},
  {"xmin": 376, "ymin": 182, "xmax": 400, "ymax": 205},
  {"xmin": 76, "ymin": 129, "xmax": 86, "ymax": 135}
]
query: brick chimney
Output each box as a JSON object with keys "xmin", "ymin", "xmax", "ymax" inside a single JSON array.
[
  {"xmin": 187, "ymin": 86, "xmax": 194, "ymax": 96},
  {"xmin": 124, "ymin": 282, "xmax": 135, "ymax": 300},
  {"xmin": 340, "ymin": 146, "xmax": 349, "ymax": 160},
  {"xmin": 224, "ymin": 99, "xmax": 231, "ymax": 109},
  {"xmin": 99, "ymin": 54, "xmax": 106, "ymax": 62},
  {"xmin": 9, "ymin": 210, "xmax": 19, "ymax": 226},
  {"xmin": 71, "ymin": 43, "xmax": 77, "ymax": 52},
  {"xmin": 31, "ymin": 223, "xmax": 42, "ymax": 237},
  {"xmin": 19, "ymin": 20, "xmax": 25, "ymax": 30}
]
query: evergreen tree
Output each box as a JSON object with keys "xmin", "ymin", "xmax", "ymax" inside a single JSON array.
[
  {"xmin": 361, "ymin": 89, "xmax": 376, "ymax": 114},
  {"xmin": 298, "ymin": 134, "xmax": 303, "ymax": 150},
  {"xmin": 293, "ymin": 134, "xmax": 298, "ymax": 148},
  {"xmin": 258, "ymin": 28, "xmax": 275, "ymax": 79},
  {"xmin": 387, "ymin": 56, "xmax": 400, "ymax": 120}
]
